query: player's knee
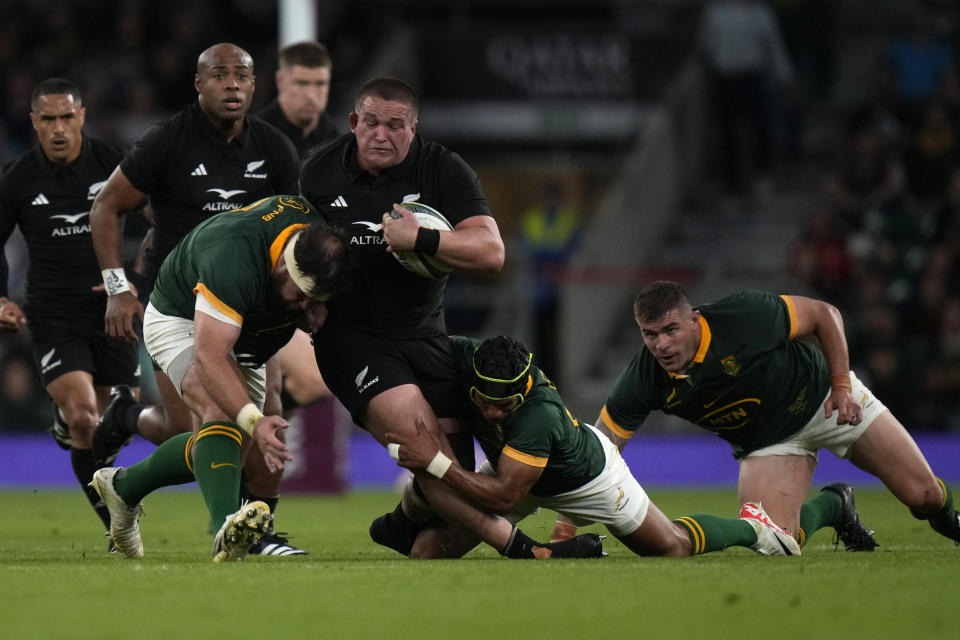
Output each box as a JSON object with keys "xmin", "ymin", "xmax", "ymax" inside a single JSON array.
[
  {"xmin": 61, "ymin": 404, "xmax": 99, "ymax": 438},
  {"xmin": 907, "ymin": 480, "xmax": 946, "ymax": 516}
]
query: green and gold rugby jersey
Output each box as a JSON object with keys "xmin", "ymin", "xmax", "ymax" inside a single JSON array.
[
  {"xmin": 451, "ymin": 335, "xmax": 605, "ymax": 497},
  {"xmin": 603, "ymin": 290, "xmax": 830, "ymax": 457},
  {"xmin": 149, "ymin": 195, "xmax": 320, "ymax": 368}
]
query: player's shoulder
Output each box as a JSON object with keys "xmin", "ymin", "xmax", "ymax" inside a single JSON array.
[
  {"xmin": 0, "ymin": 147, "xmax": 38, "ymax": 185},
  {"xmin": 302, "ymin": 133, "xmax": 351, "ymax": 168},
  {"xmin": 701, "ymin": 289, "xmax": 780, "ymax": 316},
  {"xmin": 83, "ymin": 136, "xmax": 125, "ymax": 167}
]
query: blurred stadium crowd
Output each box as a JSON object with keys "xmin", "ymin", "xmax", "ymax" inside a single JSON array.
[{"xmin": 2, "ymin": 0, "xmax": 960, "ymax": 434}]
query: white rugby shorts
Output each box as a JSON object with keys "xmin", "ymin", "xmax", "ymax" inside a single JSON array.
[
  {"xmin": 143, "ymin": 302, "xmax": 266, "ymax": 406},
  {"xmin": 483, "ymin": 425, "xmax": 650, "ymax": 537},
  {"xmin": 745, "ymin": 370, "xmax": 887, "ymax": 460}
]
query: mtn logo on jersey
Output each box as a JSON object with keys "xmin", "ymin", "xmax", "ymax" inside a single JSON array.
[
  {"xmin": 50, "ymin": 211, "xmax": 91, "ymax": 237},
  {"xmin": 191, "ymin": 163, "xmax": 208, "ymax": 176},
  {"xmin": 355, "ymin": 365, "xmax": 380, "ymax": 394},
  {"xmin": 31, "ymin": 194, "xmax": 50, "ymax": 206},
  {"xmin": 244, "ymin": 160, "xmax": 267, "ymax": 178},
  {"xmin": 40, "ymin": 347, "xmax": 62, "ymax": 375},
  {"xmin": 330, "ymin": 196, "xmax": 348, "ymax": 207},
  {"xmin": 87, "ymin": 180, "xmax": 107, "ymax": 201},
  {"xmin": 349, "ymin": 220, "xmax": 386, "ymax": 246}
]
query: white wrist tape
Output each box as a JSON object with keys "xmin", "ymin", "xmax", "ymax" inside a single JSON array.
[
  {"xmin": 235, "ymin": 403, "xmax": 264, "ymax": 436},
  {"xmin": 101, "ymin": 268, "xmax": 131, "ymax": 296},
  {"xmin": 387, "ymin": 443, "xmax": 400, "ymax": 460},
  {"xmin": 425, "ymin": 451, "xmax": 452, "ymax": 479}
]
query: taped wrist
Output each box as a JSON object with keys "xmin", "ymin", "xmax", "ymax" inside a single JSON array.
[
  {"xmin": 235, "ymin": 403, "xmax": 264, "ymax": 436},
  {"xmin": 830, "ymin": 372, "xmax": 852, "ymax": 393},
  {"xmin": 414, "ymin": 227, "xmax": 440, "ymax": 256},
  {"xmin": 102, "ymin": 268, "xmax": 131, "ymax": 296},
  {"xmin": 425, "ymin": 451, "xmax": 452, "ymax": 478}
]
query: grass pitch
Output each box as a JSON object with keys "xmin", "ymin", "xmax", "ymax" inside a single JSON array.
[{"xmin": 1, "ymin": 487, "xmax": 957, "ymax": 640}]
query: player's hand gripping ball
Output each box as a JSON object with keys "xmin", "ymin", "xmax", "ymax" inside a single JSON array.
[{"xmin": 390, "ymin": 201, "xmax": 454, "ymax": 279}]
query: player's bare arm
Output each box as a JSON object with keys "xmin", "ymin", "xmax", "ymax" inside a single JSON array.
[
  {"xmin": 388, "ymin": 416, "xmax": 541, "ymax": 515},
  {"xmin": 192, "ymin": 311, "xmax": 291, "ymax": 472},
  {"xmin": 90, "ymin": 166, "xmax": 149, "ymax": 342},
  {"xmin": 786, "ymin": 295, "xmax": 861, "ymax": 425},
  {"xmin": 382, "ymin": 208, "xmax": 503, "ymax": 273}
]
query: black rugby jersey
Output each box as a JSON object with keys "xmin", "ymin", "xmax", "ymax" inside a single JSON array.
[
  {"xmin": 0, "ymin": 136, "xmax": 121, "ymax": 316},
  {"xmin": 300, "ymin": 134, "xmax": 492, "ymax": 338},
  {"xmin": 121, "ymin": 102, "xmax": 298, "ymax": 281},
  {"xmin": 257, "ymin": 100, "xmax": 339, "ymax": 159}
]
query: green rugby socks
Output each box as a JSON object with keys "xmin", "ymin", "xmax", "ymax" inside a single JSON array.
[
  {"xmin": 113, "ymin": 432, "xmax": 196, "ymax": 504},
  {"xmin": 191, "ymin": 423, "xmax": 244, "ymax": 527},
  {"xmin": 675, "ymin": 514, "xmax": 757, "ymax": 554},
  {"xmin": 798, "ymin": 490, "xmax": 843, "ymax": 548}
]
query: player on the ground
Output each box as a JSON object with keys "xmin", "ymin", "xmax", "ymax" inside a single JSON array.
[
  {"xmin": 552, "ymin": 282, "xmax": 959, "ymax": 550},
  {"xmin": 388, "ymin": 335, "xmax": 809, "ymax": 558}
]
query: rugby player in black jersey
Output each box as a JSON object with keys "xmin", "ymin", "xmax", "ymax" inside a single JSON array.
[
  {"xmin": 258, "ymin": 41, "xmax": 339, "ymax": 161},
  {"xmin": 89, "ymin": 43, "xmax": 308, "ymax": 555},
  {"xmin": 0, "ymin": 78, "xmax": 141, "ymax": 551},
  {"xmin": 299, "ymin": 78, "xmax": 599, "ymax": 558}
]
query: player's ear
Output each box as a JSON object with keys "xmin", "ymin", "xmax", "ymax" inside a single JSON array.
[
  {"xmin": 349, "ymin": 112, "xmax": 359, "ymax": 132},
  {"xmin": 194, "ymin": 74, "xmax": 202, "ymax": 94}
]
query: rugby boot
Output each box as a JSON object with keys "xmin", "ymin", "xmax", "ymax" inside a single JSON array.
[
  {"xmin": 821, "ymin": 483, "xmax": 879, "ymax": 551},
  {"xmin": 212, "ymin": 501, "xmax": 272, "ymax": 563},
  {"xmin": 740, "ymin": 501, "xmax": 801, "ymax": 556},
  {"xmin": 89, "ymin": 467, "xmax": 144, "ymax": 558}
]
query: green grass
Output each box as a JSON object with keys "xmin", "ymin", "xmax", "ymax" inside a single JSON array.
[{"xmin": 1, "ymin": 487, "xmax": 957, "ymax": 640}]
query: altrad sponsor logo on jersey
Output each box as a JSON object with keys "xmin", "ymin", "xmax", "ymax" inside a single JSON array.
[
  {"xmin": 244, "ymin": 160, "xmax": 267, "ymax": 178},
  {"xmin": 50, "ymin": 211, "xmax": 91, "ymax": 236},
  {"xmin": 350, "ymin": 220, "xmax": 386, "ymax": 245},
  {"xmin": 202, "ymin": 187, "xmax": 248, "ymax": 212}
]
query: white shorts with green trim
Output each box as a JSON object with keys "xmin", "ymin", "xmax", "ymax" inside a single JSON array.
[
  {"xmin": 744, "ymin": 370, "xmax": 887, "ymax": 461},
  {"xmin": 143, "ymin": 303, "xmax": 266, "ymax": 406},
  {"xmin": 483, "ymin": 425, "xmax": 650, "ymax": 537}
]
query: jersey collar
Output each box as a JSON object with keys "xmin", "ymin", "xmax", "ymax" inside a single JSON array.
[
  {"xmin": 192, "ymin": 102, "xmax": 250, "ymax": 149},
  {"xmin": 342, "ymin": 135, "xmax": 421, "ymax": 184},
  {"xmin": 32, "ymin": 135, "xmax": 89, "ymax": 177}
]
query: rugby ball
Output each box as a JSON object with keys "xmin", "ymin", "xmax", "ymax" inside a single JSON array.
[{"xmin": 391, "ymin": 201, "xmax": 454, "ymax": 279}]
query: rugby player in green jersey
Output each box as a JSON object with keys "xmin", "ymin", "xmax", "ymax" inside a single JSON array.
[
  {"xmin": 553, "ymin": 281, "xmax": 958, "ymax": 551},
  {"xmin": 385, "ymin": 335, "xmax": 802, "ymax": 557},
  {"xmin": 89, "ymin": 195, "xmax": 351, "ymax": 561}
]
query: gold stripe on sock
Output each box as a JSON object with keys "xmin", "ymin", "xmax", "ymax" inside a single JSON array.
[
  {"xmin": 936, "ymin": 477, "xmax": 947, "ymax": 509},
  {"xmin": 797, "ymin": 527, "xmax": 806, "ymax": 548},
  {"xmin": 196, "ymin": 424, "xmax": 243, "ymax": 446},
  {"xmin": 675, "ymin": 517, "xmax": 705, "ymax": 554},
  {"xmin": 184, "ymin": 434, "xmax": 196, "ymax": 475}
]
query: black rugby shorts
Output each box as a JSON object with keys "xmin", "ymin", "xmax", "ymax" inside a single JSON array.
[
  {"xmin": 313, "ymin": 328, "xmax": 465, "ymax": 427},
  {"xmin": 29, "ymin": 313, "xmax": 140, "ymax": 388}
]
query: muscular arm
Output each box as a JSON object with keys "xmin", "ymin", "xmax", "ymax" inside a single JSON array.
[
  {"xmin": 382, "ymin": 207, "xmax": 505, "ymax": 273},
  {"xmin": 388, "ymin": 417, "xmax": 541, "ymax": 515},
  {"xmin": 90, "ymin": 166, "xmax": 149, "ymax": 341},
  {"xmin": 787, "ymin": 295, "xmax": 861, "ymax": 424}
]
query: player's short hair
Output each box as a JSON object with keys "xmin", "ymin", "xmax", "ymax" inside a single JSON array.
[
  {"xmin": 292, "ymin": 223, "xmax": 353, "ymax": 301},
  {"xmin": 472, "ymin": 336, "xmax": 533, "ymax": 402},
  {"xmin": 633, "ymin": 281, "xmax": 691, "ymax": 324},
  {"xmin": 31, "ymin": 78, "xmax": 82, "ymax": 110},
  {"xmin": 278, "ymin": 41, "xmax": 332, "ymax": 69},
  {"xmin": 355, "ymin": 77, "xmax": 418, "ymax": 118}
]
